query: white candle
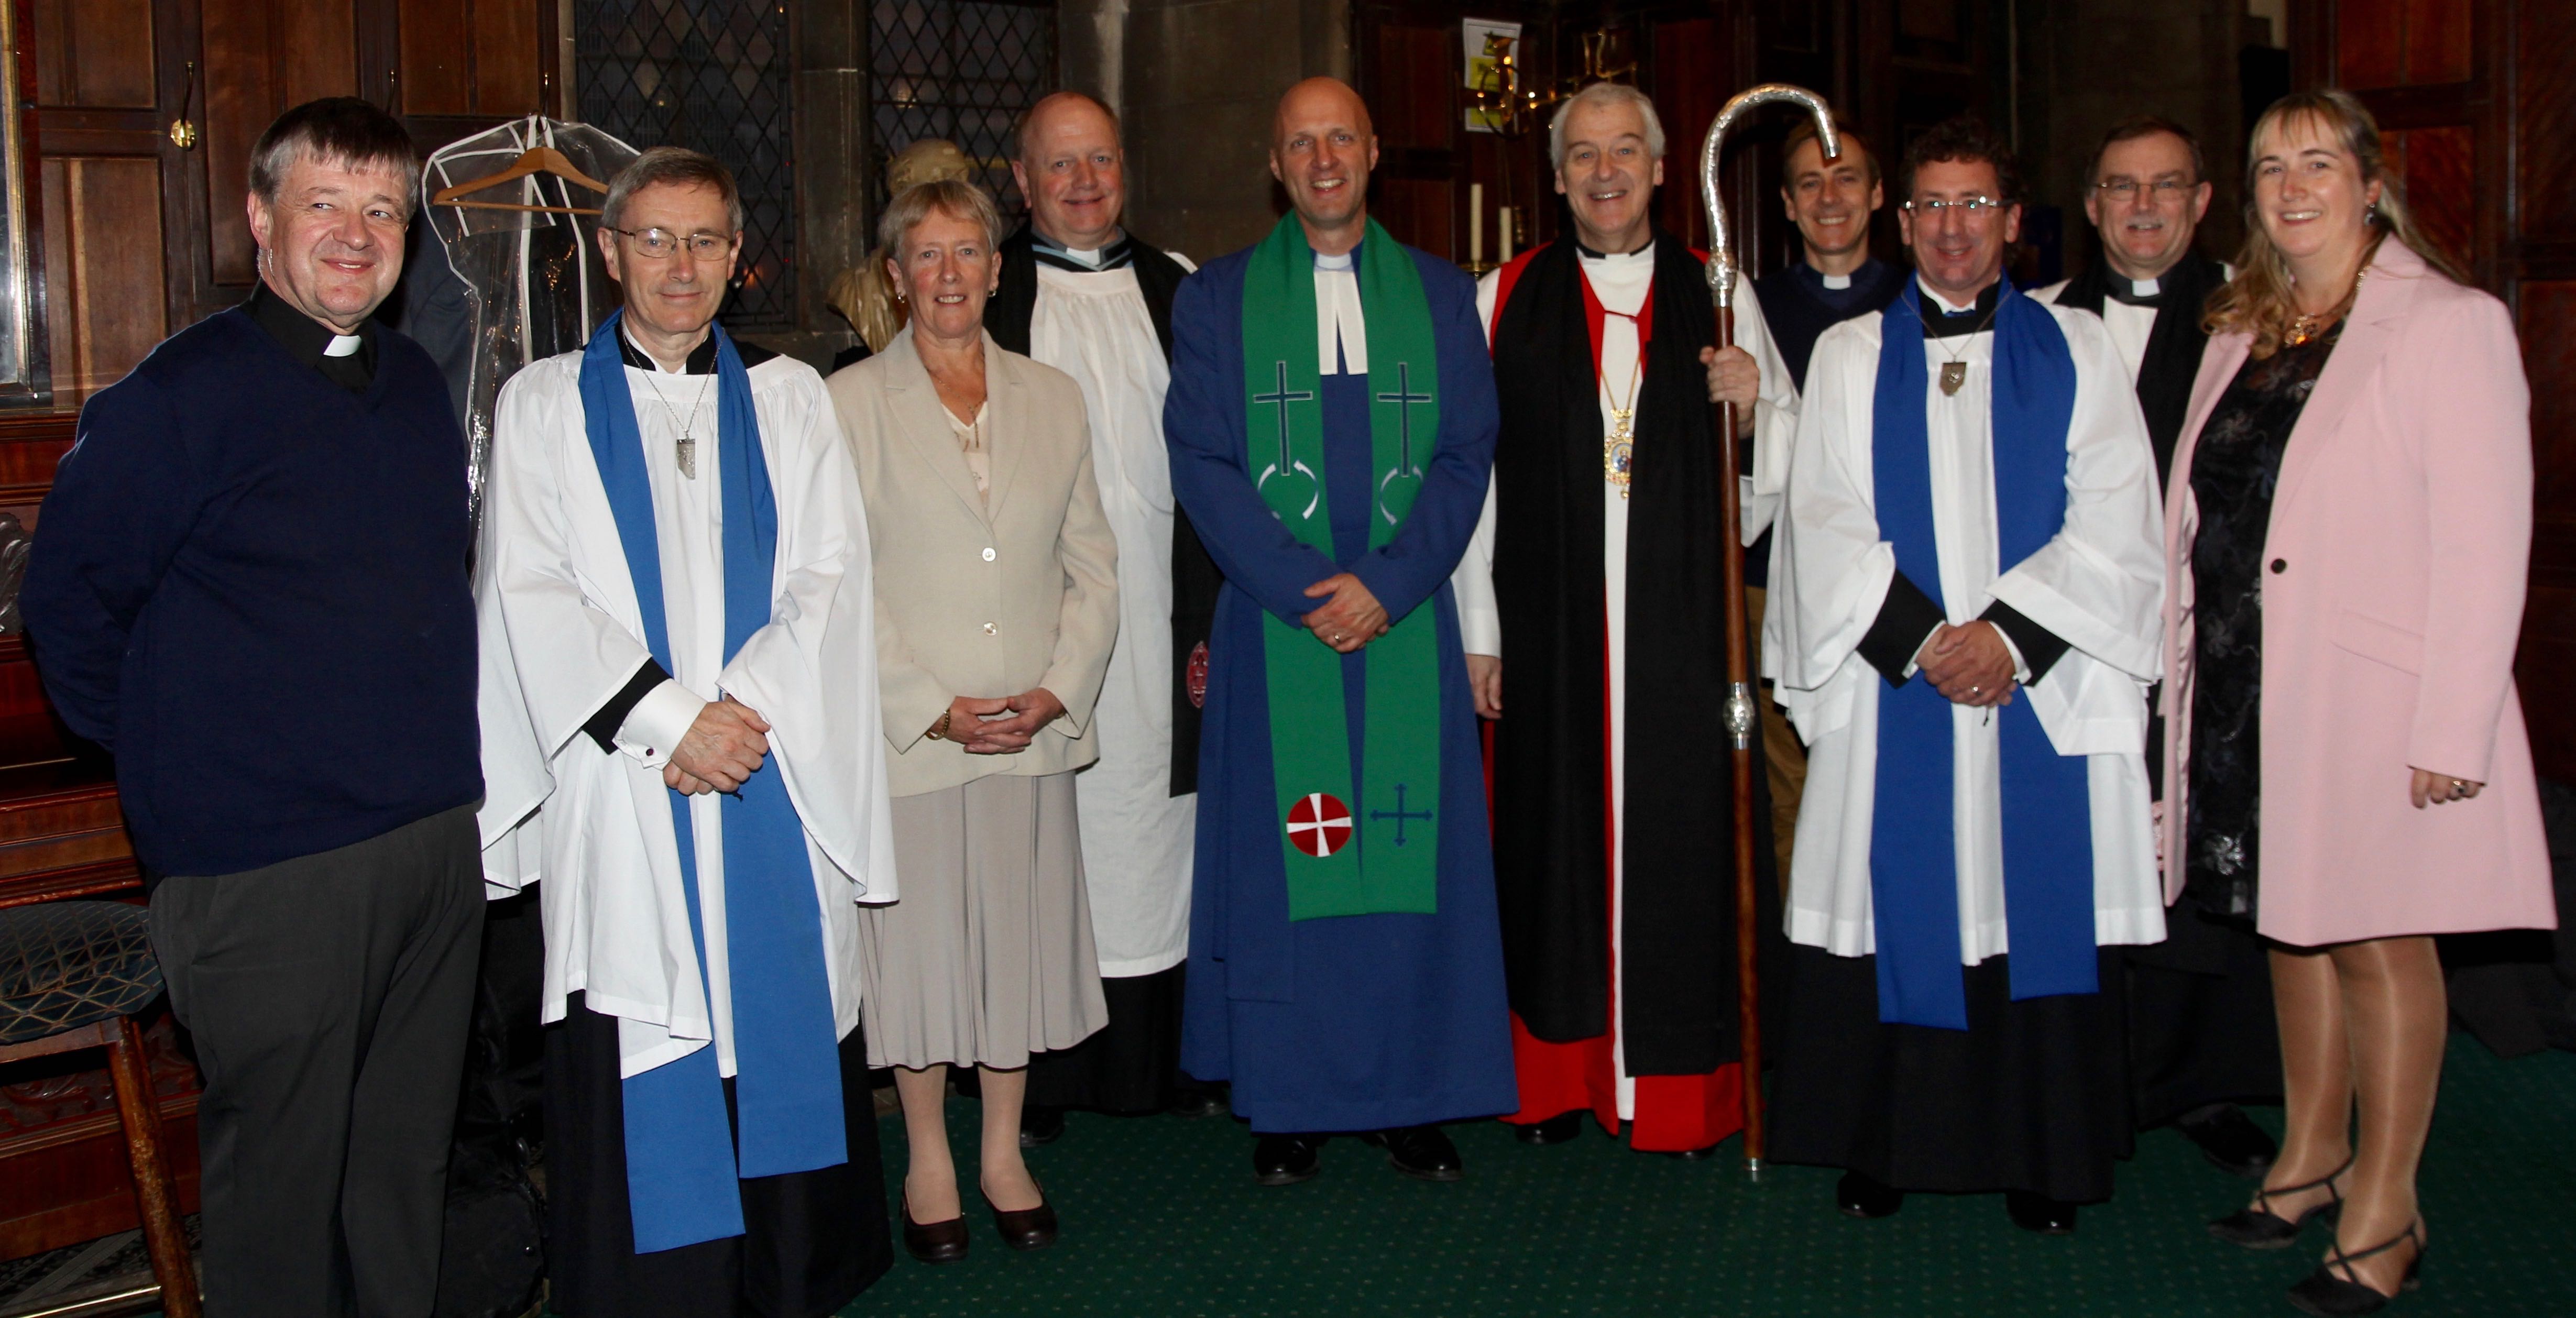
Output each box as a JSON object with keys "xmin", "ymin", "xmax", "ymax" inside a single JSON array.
[
  {"xmin": 1469, "ymin": 183, "xmax": 1484, "ymax": 265},
  {"xmin": 1499, "ymin": 206, "xmax": 1515, "ymax": 262}
]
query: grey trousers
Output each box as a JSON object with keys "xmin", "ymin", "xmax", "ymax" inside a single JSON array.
[{"xmin": 149, "ymin": 804, "xmax": 484, "ymax": 1318}]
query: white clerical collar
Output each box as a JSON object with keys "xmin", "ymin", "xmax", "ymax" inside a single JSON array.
[
  {"xmin": 1917, "ymin": 277, "xmax": 1980, "ymax": 315},
  {"xmin": 1313, "ymin": 249, "xmax": 1355, "ymax": 272},
  {"xmin": 2131, "ymin": 276, "xmax": 2160, "ymax": 298},
  {"xmin": 1821, "ymin": 272, "xmax": 1852, "ymax": 290},
  {"xmin": 324, "ymin": 333, "xmax": 363, "ymax": 358},
  {"xmin": 1058, "ymin": 245, "xmax": 1104, "ymax": 268}
]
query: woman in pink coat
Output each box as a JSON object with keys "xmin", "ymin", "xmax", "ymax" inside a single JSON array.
[{"xmin": 2162, "ymin": 91, "xmax": 2554, "ymax": 1316}]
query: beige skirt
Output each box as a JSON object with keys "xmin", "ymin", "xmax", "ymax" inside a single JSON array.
[{"xmin": 857, "ymin": 770, "xmax": 1108, "ymax": 1070}]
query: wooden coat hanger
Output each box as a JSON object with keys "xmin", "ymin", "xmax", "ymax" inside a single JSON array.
[{"xmin": 431, "ymin": 145, "xmax": 611, "ymax": 215}]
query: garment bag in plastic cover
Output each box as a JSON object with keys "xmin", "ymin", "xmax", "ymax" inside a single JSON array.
[{"xmin": 423, "ymin": 117, "xmax": 641, "ymax": 528}]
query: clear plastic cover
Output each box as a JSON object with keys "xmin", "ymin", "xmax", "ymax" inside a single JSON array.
[{"xmin": 422, "ymin": 117, "xmax": 642, "ymax": 526}]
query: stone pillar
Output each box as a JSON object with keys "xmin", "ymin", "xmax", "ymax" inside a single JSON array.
[{"xmin": 1066, "ymin": 0, "xmax": 1352, "ymax": 261}]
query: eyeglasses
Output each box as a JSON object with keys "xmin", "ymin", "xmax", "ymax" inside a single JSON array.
[
  {"xmin": 1900, "ymin": 196, "xmax": 2002, "ymax": 215},
  {"xmin": 2095, "ymin": 178, "xmax": 2195, "ymax": 201},
  {"xmin": 609, "ymin": 227, "xmax": 736, "ymax": 260}
]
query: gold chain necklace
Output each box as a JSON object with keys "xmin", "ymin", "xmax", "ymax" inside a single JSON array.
[
  {"xmin": 2285, "ymin": 263, "xmax": 2367, "ymax": 348},
  {"xmin": 1600, "ymin": 312, "xmax": 1646, "ymax": 499}
]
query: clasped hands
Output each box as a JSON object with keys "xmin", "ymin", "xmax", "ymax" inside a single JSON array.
[
  {"xmin": 1302, "ymin": 573, "xmax": 1388, "ymax": 654},
  {"xmin": 933, "ymin": 688, "xmax": 1068, "ymax": 755},
  {"xmin": 1914, "ymin": 620, "xmax": 2018, "ymax": 707},
  {"xmin": 665, "ymin": 694, "xmax": 771, "ymax": 795}
]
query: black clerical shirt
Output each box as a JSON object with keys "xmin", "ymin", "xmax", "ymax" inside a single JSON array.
[{"xmin": 244, "ymin": 282, "xmax": 378, "ymax": 393}]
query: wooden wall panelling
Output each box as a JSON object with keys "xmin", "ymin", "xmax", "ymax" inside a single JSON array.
[
  {"xmin": 38, "ymin": 157, "xmax": 168, "ymax": 394},
  {"xmin": 31, "ymin": 0, "xmax": 157, "ymax": 107},
  {"xmin": 397, "ymin": 0, "xmax": 542, "ymax": 119}
]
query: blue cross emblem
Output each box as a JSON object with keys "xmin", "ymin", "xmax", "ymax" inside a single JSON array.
[{"xmin": 1369, "ymin": 782, "xmax": 1434, "ymax": 846}]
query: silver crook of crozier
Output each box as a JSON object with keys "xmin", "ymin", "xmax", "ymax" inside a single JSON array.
[{"xmin": 1699, "ymin": 84, "xmax": 1839, "ymax": 313}]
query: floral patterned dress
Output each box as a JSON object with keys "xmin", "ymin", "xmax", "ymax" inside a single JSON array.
[{"xmin": 2184, "ymin": 322, "xmax": 2342, "ymax": 920}]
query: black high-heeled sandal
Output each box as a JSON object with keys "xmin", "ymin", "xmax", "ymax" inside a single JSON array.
[
  {"xmin": 2208, "ymin": 1158, "xmax": 2350, "ymax": 1249},
  {"xmin": 2287, "ymin": 1220, "xmax": 2425, "ymax": 1316}
]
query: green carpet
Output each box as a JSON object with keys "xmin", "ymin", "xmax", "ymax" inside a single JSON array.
[{"xmin": 843, "ymin": 1040, "xmax": 2575, "ymax": 1317}]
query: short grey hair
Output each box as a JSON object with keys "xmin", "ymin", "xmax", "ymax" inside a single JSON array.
[
  {"xmin": 1548, "ymin": 82, "xmax": 1667, "ymax": 171},
  {"xmin": 601, "ymin": 147, "xmax": 744, "ymax": 234},
  {"xmin": 878, "ymin": 178, "xmax": 1003, "ymax": 256}
]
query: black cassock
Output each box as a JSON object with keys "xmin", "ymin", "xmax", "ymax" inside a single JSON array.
[{"xmin": 1485, "ymin": 234, "xmax": 1780, "ymax": 1085}]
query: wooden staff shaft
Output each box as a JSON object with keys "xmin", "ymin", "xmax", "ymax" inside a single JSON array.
[{"xmin": 1713, "ymin": 303, "xmax": 1764, "ymax": 1168}]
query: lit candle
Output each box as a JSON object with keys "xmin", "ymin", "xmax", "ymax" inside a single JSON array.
[
  {"xmin": 1499, "ymin": 206, "xmax": 1515, "ymax": 262},
  {"xmin": 1469, "ymin": 183, "xmax": 1484, "ymax": 265}
]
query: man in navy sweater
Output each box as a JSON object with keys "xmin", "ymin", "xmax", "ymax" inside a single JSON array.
[{"xmin": 24, "ymin": 98, "xmax": 483, "ymax": 1318}]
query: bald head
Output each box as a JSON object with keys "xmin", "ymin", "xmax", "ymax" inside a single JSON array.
[
  {"xmin": 1013, "ymin": 90, "xmax": 1126, "ymax": 250},
  {"xmin": 1269, "ymin": 78, "xmax": 1378, "ymax": 254}
]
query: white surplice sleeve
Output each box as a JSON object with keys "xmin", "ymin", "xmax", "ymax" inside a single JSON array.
[
  {"xmin": 1451, "ymin": 268, "xmax": 1505, "ymax": 657},
  {"xmin": 1772, "ymin": 316, "xmax": 1898, "ymax": 738},
  {"xmin": 1984, "ymin": 306, "xmax": 2166, "ymax": 687},
  {"xmin": 711, "ymin": 370, "xmax": 900, "ymax": 904}
]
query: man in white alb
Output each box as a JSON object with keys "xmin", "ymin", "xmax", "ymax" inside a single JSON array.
[
  {"xmin": 1766, "ymin": 117, "xmax": 2165, "ymax": 1235},
  {"xmin": 475, "ymin": 147, "xmax": 899, "ymax": 1315},
  {"xmin": 983, "ymin": 90, "xmax": 1218, "ymax": 1138}
]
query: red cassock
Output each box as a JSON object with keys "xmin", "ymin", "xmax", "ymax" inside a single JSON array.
[{"xmin": 1481, "ymin": 246, "xmax": 1746, "ymax": 1154}]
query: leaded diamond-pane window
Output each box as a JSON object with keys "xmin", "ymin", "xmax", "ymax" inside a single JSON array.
[
  {"xmin": 575, "ymin": 0, "xmax": 796, "ymax": 330},
  {"xmin": 871, "ymin": 0, "xmax": 1057, "ymax": 224}
]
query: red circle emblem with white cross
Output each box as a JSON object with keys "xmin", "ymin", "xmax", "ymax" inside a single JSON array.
[
  {"xmin": 1285, "ymin": 793, "xmax": 1353, "ymax": 858},
  {"xmin": 1187, "ymin": 642, "xmax": 1210, "ymax": 709}
]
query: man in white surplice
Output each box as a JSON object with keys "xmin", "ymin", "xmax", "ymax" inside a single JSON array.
[
  {"xmin": 1765, "ymin": 119, "xmax": 2164, "ymax": 1231},
  {"xmin": 476, "ymin": 149, "xmax": 898, "ymax": 1310},
  {"xmin": 984, "ymin": 91, "xmax": 1210, "ymax": 1130}
]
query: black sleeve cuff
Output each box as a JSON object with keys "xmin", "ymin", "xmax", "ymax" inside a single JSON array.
[
  {"xmin": 1979, "ymin": 599, "xmax": 2073, "ymax": 684},
  {"xmin": 1857, "ymin": 571, "xmax": 1945, "ymax": 686},
  {"xmin": 583, "ymin": 659, "xmax": 673, "ymax": 752}
]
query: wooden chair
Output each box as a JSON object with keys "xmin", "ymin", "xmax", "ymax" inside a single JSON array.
[{"xmin": 0, "ymin": 900, "xmax": 200, "ymax": 1318}]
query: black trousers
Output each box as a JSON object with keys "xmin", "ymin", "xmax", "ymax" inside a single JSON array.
[
  {"xmin": 149, "ymin": 804, "xmax": 485, "ymax": 1318},
  {"xmin": 545, "ymin": 995, "xmax": 893, "ymax": 1318}
]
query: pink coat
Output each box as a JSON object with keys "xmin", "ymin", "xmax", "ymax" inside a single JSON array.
[{"xmin": 2160, "ymin": 239, "xmax": 2557, "ymax": 947}]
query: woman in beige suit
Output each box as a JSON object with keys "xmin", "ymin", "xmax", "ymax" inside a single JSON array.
[{"xmin": 828, "ymin": 179, "xmax": 1118, "ymax": 1263}]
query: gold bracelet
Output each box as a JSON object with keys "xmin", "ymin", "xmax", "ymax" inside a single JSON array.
[{"xmin": 929, "ymin": 708, "xmax": 954, "ymax": 741}]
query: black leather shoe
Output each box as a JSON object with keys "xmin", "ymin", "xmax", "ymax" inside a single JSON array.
[
  {"xmin": 1836, "ymin": 1171, "xmax": 1904, "ymax": 1219},
  {"xmin": 901, "ymin": 1191, "xmax": 969, "ymax": 1264},
  {"xmin": 983, "ymin": 1182, "xmax": 1059, "ymax": 1251},
  {"xmin": 1664, "ymin": 1143, "xmax": 1725, "ymax": 1160},
  {"xmin": 1254, "ymin": 1133, "xmax": 1325, "ymax": 1185},
  {"xmin": 1168, "ymin": 1086, "xmax": 1227, "ymax": 1119},
  {"xmin": 1019, "ymin": 1103, "xmax": 1066, "ymax": 1148},
  {"xmin": 2005, "ymin": 1190, "xmax": 2079, "ymax": 1235},
  {"xmin": 2176, "ymin": 1103, "xmax": 2278, "ymax": 1179},
  {"xmin": 1512, "ymin": 1111, "xmax": 1585, "ymax": 1146},
  {"xmin": 1363, "ymin": 1125, "xmax": 1464, "ymax": 1181}
]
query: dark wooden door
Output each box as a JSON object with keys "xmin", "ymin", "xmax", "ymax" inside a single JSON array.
[{"xmin": 2290, "ymin": 0, "xmax": 2576, "ymax": 784}]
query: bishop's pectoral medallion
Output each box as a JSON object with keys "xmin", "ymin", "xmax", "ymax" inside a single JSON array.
[
  {"xmin": 676, "ymin": 435, "xmax": 697, "ymax": 479},
  {"xmin": 1939, "ymin": 361, "xmax": 1968, "ymax": 397},
  {"xmin": 1603, "ymin": 410, "xmax": 1635, "ymax": 499}
]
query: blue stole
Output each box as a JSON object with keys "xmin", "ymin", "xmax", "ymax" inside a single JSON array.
[
  {"xmin": 577, "ymin": 312, "xmax": 848, "ymax": 1253},
  {"xmin": 1866, "ymin": 279, "xmax": 2097, "ymax": 1031}
]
